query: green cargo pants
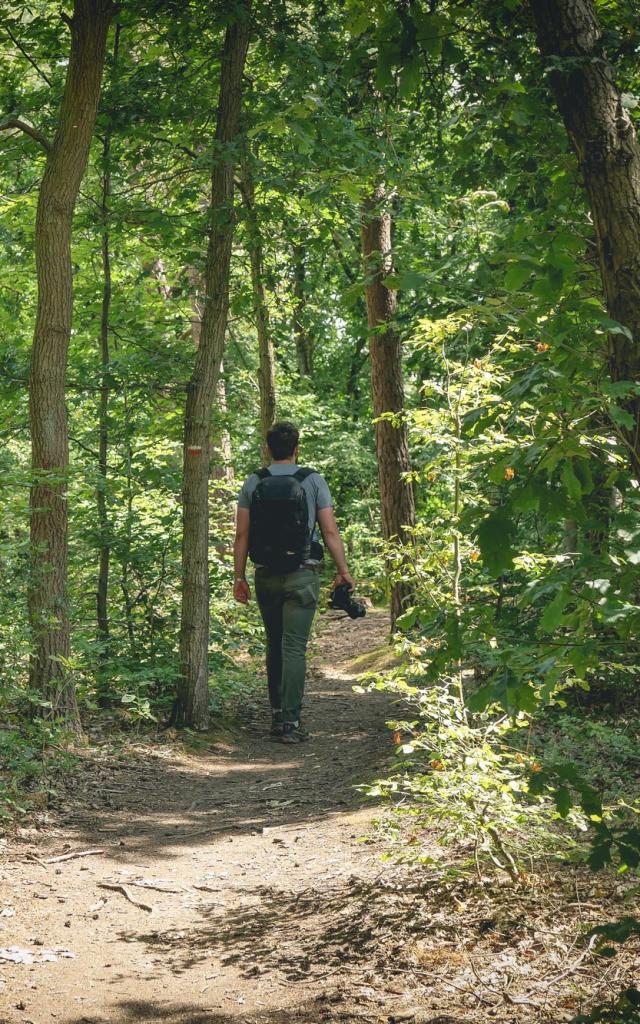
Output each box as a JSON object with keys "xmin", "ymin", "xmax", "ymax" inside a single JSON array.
[{"xmin": 254, "ymin": 566, "xmax": 320, "ymax": 723}]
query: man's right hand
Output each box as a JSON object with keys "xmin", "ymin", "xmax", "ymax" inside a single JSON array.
[{"xmin": 332, "ymin": 571, "xmax": 355, "ymax": 592}]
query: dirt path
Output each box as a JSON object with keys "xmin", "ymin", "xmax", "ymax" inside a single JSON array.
[
  {"xmin": 3, "ymin": 613, "xmax": 636, "ymax": 1024},
  {"xmin": 1, "ymin": 612, "xmax": 410, "ymax": 1024}
]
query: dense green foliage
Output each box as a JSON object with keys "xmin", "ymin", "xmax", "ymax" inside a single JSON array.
[{"xmin": 1, "ymin": 12, "xmax": 639, "ymax": 1013}]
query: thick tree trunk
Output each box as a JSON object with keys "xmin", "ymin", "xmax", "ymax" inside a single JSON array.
[
  {"xmin": 238, "ymin": 158, "xmax": 277, "ymax": 463},
  {"xmin": 28, "ymin": 0, "xmax": 113, "ymax": 722},
  {"xmin": 361, "ymin": 187, "xmax": 416, "ymax": 626},
  {"xmin": 176, "ymin": 7, "xmax": 250, "ymax": 729},
  {"xmin": 292, "ymin": 243, "xmax": 313, "ymax": 377},
  {"xmin": 530, "ymin": 0, "xmax": 640, "ymax": 479}
]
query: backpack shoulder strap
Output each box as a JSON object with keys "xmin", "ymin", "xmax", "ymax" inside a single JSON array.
[
  {"xmin": 255, "ymin": 467, "xmax": 271, "ymax": 480},
  {"xmin": 294, "ymin": 467, "xmax": 315, "ymax": 481}
]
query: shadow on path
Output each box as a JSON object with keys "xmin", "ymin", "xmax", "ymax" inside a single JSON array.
[
  {"xmin": 44, "ymin": 613, "xmax": 393, "ymax": 864},
  {"xmin": 121, "ymin": 873, "xmax": 446, "ymax": 980}
]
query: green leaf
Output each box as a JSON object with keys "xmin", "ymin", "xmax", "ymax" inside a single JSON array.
[
  {"xmin": 580, "ymin": 785, "xmax": 603, "ymax": 817},
  {"xmin": 532, "ymin": 268, "xmax": 563, "ymax": 301},
  {"xmin": 477, "ymin": 510, "xmax": 516, "ymax": 576},
  {"xmin": 376, "ymin": 38, "xmax": 399, "ymax": 90},
  {"xmin": 588, "ymin": 843, "xmax": 612, "ymax": 871},
  {"xmin": 511, "ymin": 481, "xmax": 541, "ymax": 512},
  {"xmin": 593, "ymin": 313, "xmax": 633, "ymax": 340},
  {"xmin": 347, "ymin": 8, "xmax": 371, "ymax": 35},
  {"xmin": 396, "ymin": 606, "xmax": 418, "ymax": 631},
  {"xmin": 554, "ymin": 786, "xmax": 572, "ymax": 818},
  {"xmin": 573, "ymin": 459, "xmax": 594, "ymax": 495},
  {"xmin": 414, "ymin": 13, "xmax": 448, "ymax": 57},
  {"xmin": 467, "ymin": 681, "xmax": 495, "ymax": 712},
  {"xmin": 552, "ymin": 230, "xmax": 585, "ymax": 254},
  {"xmin": 609, "ymin": 403, "xmax": 635, "ymax": 430},
  {"xmin": 382, "ymin": 269, "xmax": 427, "ymax": 291},
  {"xmin": 561, "ymin": 460, "xmax": 582, "ymax": 500},
  {"xmin": 441, "ymin": 39, "xmax": 464, "ymax": 65},
  {"xmin": 341, "ymin": 280, "xmax": 366, "ymax": 308},
  {"xmin": 398, "ymin": 56, "xmax": 422, "ymax": 99},
  {"xmin": 540, "ymin": 588, "xmax": 570, "ymax": 634},
  {"xmin": 590, "ymin": 918, "xmax": 640, "ymax": 945},
  {"xmin": 504, "ymin": 262, "xmax": 532, "ymax": 291},
  {"xmin": 568, "ymin": 644, "xmax": 595, "ymax": 679}
]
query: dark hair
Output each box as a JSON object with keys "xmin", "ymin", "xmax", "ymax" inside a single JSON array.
[{"xmin": 267, "ymin": 421, "xmax": 299, "ymax": 460}]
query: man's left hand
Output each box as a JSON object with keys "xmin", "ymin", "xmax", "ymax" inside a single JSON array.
[
  {"xmin": 332, "ymin": 571, "xmax": 355, "ymax": 592},
  {"xmin": 233, "ymin": 579, "xmax": 251, "ymax": 604}
]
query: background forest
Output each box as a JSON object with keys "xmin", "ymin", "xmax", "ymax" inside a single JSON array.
[{"xmin": 1, "ymin": 0, "xmax": 640, "ymax": 1016}]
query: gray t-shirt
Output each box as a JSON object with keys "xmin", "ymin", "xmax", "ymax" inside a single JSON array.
[{"xmin": 237, "ymin": 464, "xmax": 333, "ymax": 564}]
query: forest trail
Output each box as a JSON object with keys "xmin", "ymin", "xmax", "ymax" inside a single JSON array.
[
  {"xmin": 1, "ymin": 612, "xmax": 633, "ymax": 1024},
  {"xmin": 2, "ymin": 611, "xmax": 418, "ymax": 1024}
]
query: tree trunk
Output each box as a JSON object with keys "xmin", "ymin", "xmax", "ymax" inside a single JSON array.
[
  {"xmin": 176, "ymin": 6, "xmax": 250, "ymax": 730},
  {"xmin": 238, "ymin": 157, "xmax": 277, "ymax": 463},
  {"xmin": 96, "ymin": 25, "xmax": 120, "ymax": 676},
  {"xmin": 360, "ymin": 186, "xmax": 416, "ymax": 626},
  {"xmin": 292, "ymin": 242, "xmax": 313, "ymax": 377},
  {"xmin": 331, "ymin": 231, "xmax": 369, "ymax": 404},
  {"xmin": 529, "ymin": 0, "xmax": 640, "ymax": 479},
  {"xmin": 28, "ymin": 0, "xmax": 113, "ymax": 722},
  {"xmin": 186, "ymin": 266, "xmax": 234, "ymax": 491},
  {"xmin": 120, "ymin": 389, "xmax": 136, "ymax": 654}
]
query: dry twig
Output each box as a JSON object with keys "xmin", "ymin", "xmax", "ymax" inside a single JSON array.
[
  {"xmin": 97, "ymin": 882, "xmax": 153, "ymax": 912},
  {"xmin": 42, "ymin": 848, "xmax": 105, "ymax": 864}
]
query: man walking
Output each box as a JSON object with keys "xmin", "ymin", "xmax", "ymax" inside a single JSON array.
[{"xmin": 233, "ymin": 421, "xmax": 354, "ymax": 743}]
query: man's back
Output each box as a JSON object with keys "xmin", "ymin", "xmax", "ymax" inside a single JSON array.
[{"xmin": 238, "ymin": 464, "xmax": 332, "ymax": 566}]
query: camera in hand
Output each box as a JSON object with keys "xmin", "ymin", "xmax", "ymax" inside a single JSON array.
[{"xmin": 329, "ymin": 583, "xmax": 366, "ymax": 619}]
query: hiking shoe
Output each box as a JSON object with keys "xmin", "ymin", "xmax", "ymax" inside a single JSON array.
[
  {"xmin": 270, "ymin": 710, "xmax": 284, "ymax": 738},
  {"xmin": 280, "ymin": 721, "xmax": 310, "ymax": 744}
]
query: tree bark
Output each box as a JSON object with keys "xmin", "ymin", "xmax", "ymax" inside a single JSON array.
[
  {"xmin": 96, "ymin": 25, "xmax": 120, "ymax": 674},
  {"xmin": 360, "ymin": 186, "xmax": 416, "ymax": 626},
  {"xmin": 529, "ymin": 0, "xmax": 640, "ymax": 478},
  {"xmin": 186, "ymin": 266, "xmax": 234, "ymax": 491},
  {"xmin": 292, "ymin": 242, "xmax": 313, "ymax": 377},
  {"xmin": 28, "ymin": 0, "xmax": 113, "ymax": 722},
  {"xmin": 176, "ymin": 6, "xmax": 250, "ymax": 729},
  {"xmin": 238, "ymin": 157, "xmax": 277, "ymax": 463},
  {"xmin": 331, "ymin": 231, "xmax": 369, "ymax": 404}
]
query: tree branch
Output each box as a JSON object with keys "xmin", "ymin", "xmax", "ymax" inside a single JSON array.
[
  {"xmin": 3, "ymin": 26, "xmax": 53, "ymax": 87},
  {"xmin": 0, "ymin": 117, "xmax": 51, "ymax": 153}
]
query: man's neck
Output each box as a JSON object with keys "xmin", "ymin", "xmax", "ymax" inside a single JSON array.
[{"xmin": 271, "ymin": 458, "xmax": 296, "ymax": 465}]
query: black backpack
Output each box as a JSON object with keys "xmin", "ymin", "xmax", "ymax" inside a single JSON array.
[{"xmin": 248, "ymin": 467, "xmax": 315, "ymax": 572}]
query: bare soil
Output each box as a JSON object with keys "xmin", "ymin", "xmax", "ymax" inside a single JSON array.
[{"xmin": 1, "ymin": 611, "xmax": 637, "ymax": 1024}]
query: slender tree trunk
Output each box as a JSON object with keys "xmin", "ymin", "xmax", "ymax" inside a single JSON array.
[
  {"xmin": 121, "ymin": 395, "xmax": 136, "ymax": 654},
  {"xmin": 187, "ymin": 266, "xmax": 234, "ymax": 489},
  {"xmin": 563, "ymin": 518, "xmax": 578, "ymax": 555},
  {"xmin": 238, "ymin": 158, "xmax": 277, "ymax": 463},
  {"xmin": 346, "ymin": 330, "xmax": 368, "ymax": 403},
  {"xmin": 96, "ymin": 140, "xmax": 112, "ymax": 664},
  {"xmin": 530, "ymin": 0, "xmax": 640, "ymax": 479},
  {"xmin": 292, "ymin": 242, "xmax": 313, "ymax": 377},
  {"xmin": 96, "ymin": 25, "xmax": 120, "ymax": 671},
  {"xmin": 331, "ymin": 231, "xmax": 369, "ymax": 403},
  {"xmin": 360, "ymin": 186, "xmax": 416, "ymax": 626},
  {"xmin": 176, "ymin": 6, "xmax": 250, "ymax": 729},
  {"xmin": 28, "ymin": 0, "xmax": 113, "ymax": 722}
]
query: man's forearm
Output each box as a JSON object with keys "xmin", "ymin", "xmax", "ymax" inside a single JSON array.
[{"xmin": 233, "ymin": 537, "xmax": 249, "ymax": 579}]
